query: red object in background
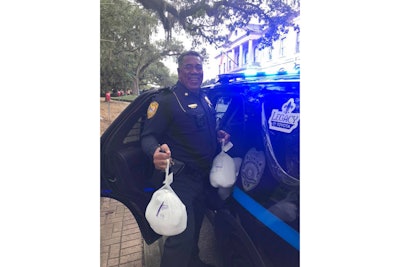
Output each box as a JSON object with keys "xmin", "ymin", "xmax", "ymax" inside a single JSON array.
[{"xmin": 105, "ymin": 92, "xmax": 111, "ymax": 102}]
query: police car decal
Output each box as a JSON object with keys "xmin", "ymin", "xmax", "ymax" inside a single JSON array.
[
  {"xmin": 240, "ymin": 147, "xmax": 266, "ymax": 191},
  {"xmin": 268, "ymin": 98, "xmax": 299, "ymax": 133},
  {"xmin": 232, "ymin": 186, "xmax": 299, "ymax": 250}
]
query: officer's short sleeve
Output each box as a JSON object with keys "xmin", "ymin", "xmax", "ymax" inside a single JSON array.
[{"xmin": 140, "ymin": 92, "xmax": 172, "ymax": 157}]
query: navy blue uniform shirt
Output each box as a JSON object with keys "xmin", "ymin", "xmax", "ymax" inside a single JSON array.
[{"xmin": 141, "ymin": 81, "xmax": 218, "ymax": 173}]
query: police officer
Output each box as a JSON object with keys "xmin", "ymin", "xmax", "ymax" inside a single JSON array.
[{"xmin": 141, "ymin": 50, "xmax": 230, "ymax": 267}]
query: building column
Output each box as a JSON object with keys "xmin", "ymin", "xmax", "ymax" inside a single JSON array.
[
  {"xmin": 248, "ymin": 39, "xmax": 253, "ymax": 65},
  {"xmin": 231, "ymin": 49, "xmax": 235, "ymax": 71},
  {"xmin": 239, "ymin": 44, "xmax": 243, "ymax": 68}
]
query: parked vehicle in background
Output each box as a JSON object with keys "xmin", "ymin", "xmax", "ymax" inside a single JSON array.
[{"xmin": 101, "ymin": 69, "xmax": 300, "ymax": 267}]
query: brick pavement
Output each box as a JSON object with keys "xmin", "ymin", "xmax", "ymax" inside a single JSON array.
[
  {"xmin": 100, "ymin": 197, "xmax": 222, "ymax": 267},
  {"xmin": 101, "ymin": 197, "xmax": 144, "ymax": 267}
]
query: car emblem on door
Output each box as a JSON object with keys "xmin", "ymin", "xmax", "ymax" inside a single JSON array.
[{"xmin": 240, "ymin": 147, "xmax": 266, "ymax": 191}]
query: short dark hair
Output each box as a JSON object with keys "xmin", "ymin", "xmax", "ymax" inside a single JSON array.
[{"xmin": 177, "ymin": 51, "xmax": 203, "ymax": 67}]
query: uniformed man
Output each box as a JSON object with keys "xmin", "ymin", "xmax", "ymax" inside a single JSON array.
[{"xmin": 141, "ymin": 50, "xmax": 230, "ymax": 267}]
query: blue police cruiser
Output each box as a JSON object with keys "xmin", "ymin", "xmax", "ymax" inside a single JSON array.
[{"xmin": 101, "ymin": 69, "xmax": 300, "ymax": 267}]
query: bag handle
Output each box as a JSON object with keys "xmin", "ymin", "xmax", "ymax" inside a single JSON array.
[
  {"xmin": 221, "ymin": 139, "xmax": 233, "ymax": 153},
  {"xmin": 163, "ymin": 159, "xmax": 173, "ymax": 186}
]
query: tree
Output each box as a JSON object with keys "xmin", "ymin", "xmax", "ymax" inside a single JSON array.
[
  {"xmin": 100, "ymin": 0, "xmax": 185, "ymax": 94},
  {"xmin": 140, "ymin": 62, "xmax": 177, "ymax": 89},
  {"xmin": 134, "ymin": 0, "xmax": 300, "ymax": 49}
]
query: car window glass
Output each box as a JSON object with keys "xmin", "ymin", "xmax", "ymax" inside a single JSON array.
[{"xmin": 123, "ymin": 117, "xmax": 145, "ymax": 144}]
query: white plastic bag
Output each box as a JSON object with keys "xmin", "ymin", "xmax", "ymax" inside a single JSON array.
[
  {"xmin": 217, "ymin": 157, "xmax": 242, "ymax": 200},
  {"xmin": 145, "ymin": 160, "xmax": 187, "ymax": 236},
  {"xmin": 210, "ymin": 141, "xmax": 237, "ymax": 188}
]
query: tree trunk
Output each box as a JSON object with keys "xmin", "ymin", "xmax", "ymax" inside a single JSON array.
[{"xmin": 132, "ymin": 76, "xmax": 139, "ymax": 95}]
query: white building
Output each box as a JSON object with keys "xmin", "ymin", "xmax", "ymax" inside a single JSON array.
[{"xmin": 214, "ymin": 16, "xmax": 300, "ymax": 76}]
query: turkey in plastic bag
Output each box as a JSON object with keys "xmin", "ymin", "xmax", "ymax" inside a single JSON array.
[
  {"xmin": 210, "ymin": 141, "xmax": 237, "ymax": 188},
  {"xmin": 145, "ymin": 159, "xmax": 187, "ymax": 236}
]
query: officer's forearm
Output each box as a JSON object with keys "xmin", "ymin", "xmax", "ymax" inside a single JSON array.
[{"xmin": 141, "ymin": 135, "xmax": 160, "ymax": 159}]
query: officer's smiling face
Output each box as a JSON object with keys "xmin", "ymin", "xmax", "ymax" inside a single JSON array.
[{"xmin": 178, "ymin": 55, "xmax": 204, "ymax": 92}]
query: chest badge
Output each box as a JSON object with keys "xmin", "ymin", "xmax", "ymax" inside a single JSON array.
[
  {"xmin": 147, "ymin": 101, "xmax": 159, "ymax": 119},
  {"xmin": 188, "ymin": 104, "xmax": 197, "ymax": 109}
]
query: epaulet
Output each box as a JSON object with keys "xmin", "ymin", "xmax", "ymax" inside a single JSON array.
[{"xmin": 158, "ymin": 86, "xmax": 174, "ymax": 95}]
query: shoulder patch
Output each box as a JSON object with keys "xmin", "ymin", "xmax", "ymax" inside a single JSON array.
[{"xmin": 147, "ymin": 101, "xmax": 159, "ymax": 119}]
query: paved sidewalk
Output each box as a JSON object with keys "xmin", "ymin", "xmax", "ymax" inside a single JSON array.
[
  {"xmin": 101, "ymin": 197, "xmax": 222, "ymax": 267},
  {"xmin": 101, "ymin": 197, "xmax": 143, "ymax": 267}
]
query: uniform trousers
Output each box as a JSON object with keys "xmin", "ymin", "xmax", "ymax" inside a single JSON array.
[{"xmin": 160, "ymin": 167, "xmax": 208, "ymax": 267}]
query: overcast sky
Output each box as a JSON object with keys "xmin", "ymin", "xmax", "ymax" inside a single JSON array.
[{"xmin": 154, "ymin": 25, "xmax": 220, "ymax": 81}]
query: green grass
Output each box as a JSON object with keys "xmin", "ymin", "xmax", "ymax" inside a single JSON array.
[{"xmin": 111, "ymin": 94, "xmax": 137, "ymax": 102}]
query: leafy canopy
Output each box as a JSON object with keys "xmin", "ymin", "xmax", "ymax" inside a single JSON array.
[
  {"xmin": 134, "ymin": 0, "xmax": 300, "ymax": 48},
  {"xmin": 101, "ymin": 0, "xmax": 185, "ymax": 93}
]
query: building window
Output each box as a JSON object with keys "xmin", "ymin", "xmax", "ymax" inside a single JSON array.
[{"xmin": 279, "ymin": 37, "xmax": 286, "ymax": 57}]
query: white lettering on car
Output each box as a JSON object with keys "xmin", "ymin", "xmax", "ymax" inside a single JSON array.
[{"xmin": 268, "ymin": 98, "xmax": 300, "ymax": 133}]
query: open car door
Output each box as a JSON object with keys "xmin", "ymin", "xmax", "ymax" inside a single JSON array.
[{"xmin": 100, "ymin": 89, "xmax": 164, "ymax": 245}]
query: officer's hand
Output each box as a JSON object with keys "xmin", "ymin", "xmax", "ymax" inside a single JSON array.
[
  {"xmin": 217, "ymin": 130, "xmax": 230, "ymax": 145},
  {"xmin": 153, "ymin": 144, "xmax": 171, "ymax": 171}
]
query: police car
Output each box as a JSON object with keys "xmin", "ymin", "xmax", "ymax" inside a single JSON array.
[{"xmin": 101, "ymin": 69, "xmax": 300, "ymax": 267}]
